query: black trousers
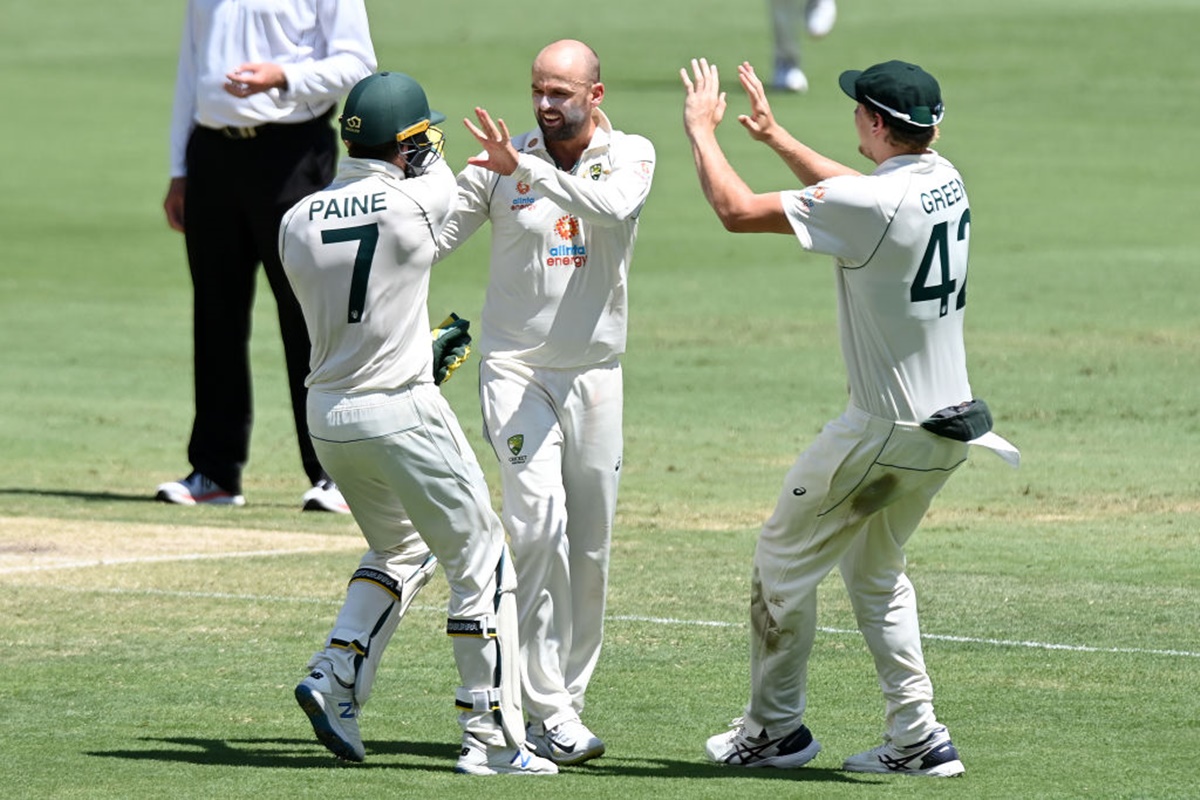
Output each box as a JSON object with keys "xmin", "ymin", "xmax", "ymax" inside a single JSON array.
[{"xmin": 182, "ymin": 114, "xmax": 336, "ymax": 494}]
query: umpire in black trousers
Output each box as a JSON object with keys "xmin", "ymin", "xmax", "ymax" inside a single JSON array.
[{"xmin": 157, "ymin": 0, "xmax": 376, "ymax": 511}]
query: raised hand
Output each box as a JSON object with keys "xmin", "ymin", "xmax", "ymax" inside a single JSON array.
[
  {"xmin": 680, "ymin": 57, "xmax": 727, "ymax": 138},
  {"xmin": 463, "ymin": 107, "xmax": 519, "ymax": 176},
  {"xmin": 735, "ymin": 62, "xmax": 778, "ymax": 142}
]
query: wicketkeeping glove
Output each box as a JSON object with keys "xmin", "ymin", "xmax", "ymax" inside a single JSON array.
[{"xmin": 431, "ymin": 313, "xmax": 471, "ymax": 386}]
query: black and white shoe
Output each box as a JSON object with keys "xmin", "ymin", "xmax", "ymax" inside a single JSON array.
[
  {"xmin": 526, "ymin": 719, "xmax": 605, "ymax": 765},
  {"xmin": 705, "ymin": 717, "xmax": 821, "ymax": 768},
  {"xmin": 842, "ymin": 726, "xmax": 965, "ymax": 777}
]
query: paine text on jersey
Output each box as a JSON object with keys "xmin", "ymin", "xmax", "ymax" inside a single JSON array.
[{"xmin": 307, "ymin": 193, "xmax": 389, "ymax": 220}]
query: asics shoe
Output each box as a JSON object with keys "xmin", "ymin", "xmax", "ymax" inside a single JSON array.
[
  {"xmin": 453, "ymin": 734, "xmax": 558, "ymax": 775},
  {"xmin": 842, "ymin": 726, "xmax": 965, "ymax": 777},
  {"xmin": 155, "ymin": 471, "xmax": 244, "ymax": 506},
  {"xmin": 805, "ymin": 0, "xmax": 837, "ymax": 38},
  {"xmin": 705, "ymin": 717, "xmax": 821, "ymax": 768},
  {"xmin": 295, "ymin": 664, "xmax": 364, "ymax": 762},
  {"xmin": 302, "ymin": 479, "xmax": 350, "ymax": 514},
  {"xmin": 527, "ymin": 719, "xmax": 606, "ymax": 765}
]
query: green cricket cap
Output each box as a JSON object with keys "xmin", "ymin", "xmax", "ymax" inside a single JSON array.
[
  {"xmin": 838, "ymin": 60, "xmax": 944, "ymax": 129},
  {"xmin": 339, "ymin": 71, "xmax": 446, "ymax": 146}
]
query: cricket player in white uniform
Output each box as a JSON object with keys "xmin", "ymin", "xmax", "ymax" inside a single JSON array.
[
  {"xmin": 681, "ymin": 58, "xmax": 1018, "ymax": 777},
  {"xmin": 436, "ymin": 39, "xmax": 655, "ymax": 764},
  {"xmin": 278, "ymin": 71, "xmax": 556, "ymax": 776}
]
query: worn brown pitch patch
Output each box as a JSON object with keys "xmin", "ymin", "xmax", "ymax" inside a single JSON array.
[{"xmin": 0, "ymin": 516, "xmax": 362, "ymax": 575}]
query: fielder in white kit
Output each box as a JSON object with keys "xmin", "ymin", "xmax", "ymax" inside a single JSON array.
[
  {"xmin": 681, "ymin": 58, "xmax": 1018, "ymax": 776},
  {"xmin": 279, "ymin": 71, "xmax": 555, "ymax": 776},
  {"xmin": 436, "ymin": 39, "xmax": 655, "ymax": 764}
]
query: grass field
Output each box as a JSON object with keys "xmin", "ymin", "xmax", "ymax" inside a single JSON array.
[{"xmin": 1, "ymin": 1, "xmax": 1198, "ymax": 797}]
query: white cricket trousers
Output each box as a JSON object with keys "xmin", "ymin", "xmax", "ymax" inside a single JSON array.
[
  {"xmin": 479, "ymin": 357, "xmax": 623, "ymax": 732},
  {"xmin": 307, "ymin": 382, "xmax": 523, "ymax": 747},
  {"xmin": 747, "ymin": 405, "xmax": 968, "ymax": 745}
]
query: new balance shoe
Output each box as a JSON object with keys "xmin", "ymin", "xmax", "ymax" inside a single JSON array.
[
  {"xmin": 705, "ymin": 717, "xmax": 821, "ymax": 768},
  {"xmin": 526, "ymin": 719, "xmax": 606, "ymax": 765},
  {"xmin": 155, "ymin": 471, "xmax": 245, "ymax": 506},
  {"xmin": 453, "ymin": 734, "xmax": 559, "ymax": 775},
  {"xmin": 295, "ymin": 664, "xmax": 364, "ymax": 762},
  {"xmin": 302, "ymin": 479, "xmax": 350, "ymax": 514},
  {"xmin": 805, "ymin": 0, "xmax": 837, "ymax": 38},
  {"xmin": 842, "ymin": 726, "xmax": 965, "ymax": 777},
  {"xmin": 772, "ymin": 65, "xmax": 809, "ymax": 93}
]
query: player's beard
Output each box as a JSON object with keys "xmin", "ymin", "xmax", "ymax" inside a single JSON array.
[{"xmin": 537, "ymin": 103, "xmax": 589, "ymax": 143}]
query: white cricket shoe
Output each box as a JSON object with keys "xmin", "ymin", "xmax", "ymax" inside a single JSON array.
[
  {"xmin": 805, "ymin": 0, "xmax": 837, "ymax": 38},
  {"xmin": 705, "ymin": 717, "xmax": 821, "ymax": 768},
  {"xmin": 526, "ymin": 719, "xmax": 606, "ymax": 765},
  {"xmin": 302, "ymin": 479, "xmax": 350, "ymax": 514},
  {"xmin": 772, "ymin": 65, "xmax": 809, "ymax": 93},
  {"xmin": 294, "ymin": 664, "xmax": 364, "ymax": 762},
  {"xmin": 454, "ymin": 734, "xmax": 559, "ymax": 775},
  {"xmin": 155, "ymin": 471, "xmax": 245, "ymax": 506},
  {"xmin": 842, "ymin": 726, "xmax": 965, "ymax": 777}
]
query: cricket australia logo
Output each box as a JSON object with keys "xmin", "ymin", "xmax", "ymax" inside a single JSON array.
[
  {"xmin": 589, "ymin": 163, "xmax": 602, "ymax": 180},
  {"xmin": 506, "ymin": 434, "xmax": 528, "ymax": 464}
]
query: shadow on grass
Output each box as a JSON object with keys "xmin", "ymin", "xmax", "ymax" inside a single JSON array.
[
  {"xmin": 0, "ymin": 488, "xmax": 159, "ymax": 503},
  {"xmin": 88, "ymin": 736, "xmax": 867, "ymax": 782}
]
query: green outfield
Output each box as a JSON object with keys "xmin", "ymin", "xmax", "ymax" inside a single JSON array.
[{"xmin": 1, "ymin": 0, "xmax": 1197, "ymax": 797}]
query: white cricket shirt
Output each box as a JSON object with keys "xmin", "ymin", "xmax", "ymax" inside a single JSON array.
[
  {"xmin": 168, "ymin": 0, "xmax": 376, "ymax": 177},
  {"xmin": 781, "ymin": 151, "xmax": 974, "ymax": 423},
  {"xmin": 438, "ymin": 110, "xmax": 655, "ymax": 368},
  {"xmin": 279, "ymin": 157, "xmax": 456, "ymax": 393}
]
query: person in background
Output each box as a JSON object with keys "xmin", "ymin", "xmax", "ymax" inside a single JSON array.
[
  {"xmin": 769, "ymin": 0, "xmax": 837, "ymax": 93},
  {"xmin": 156, "ymin": 0, "xmax": 376, "ymax": 513}
]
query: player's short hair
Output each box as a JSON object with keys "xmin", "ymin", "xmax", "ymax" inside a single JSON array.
[{"xmin": 881, "ymin": 116, "xmax": 939, "ymax": 151}]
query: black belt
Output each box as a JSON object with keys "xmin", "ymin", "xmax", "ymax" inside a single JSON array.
[
  {"xmin": 206, "ymin": 107, "xmax": 334, "ymax": 141},
  {"xmin": 220, "ymin": 124, "xmax": 259, "ymax": 140}
]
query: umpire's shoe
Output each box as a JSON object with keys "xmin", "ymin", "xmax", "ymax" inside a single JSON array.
[
  {"xmin": 155, "ymin": 471, "xmax": 245, "ymax": 506},
  {"xmin": 295, "ymin": 663, "xmax": 364, "ymax": 762}
]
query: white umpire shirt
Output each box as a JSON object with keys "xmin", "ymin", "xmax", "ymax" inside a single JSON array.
[
  {"xmin": 168, "ymin": 0, "xmax": 376, "ymax": 178},
  {"xmin": 278, "ymin": 157, "xmax": 456, "ymax": 393},
  {"xmin": 437, "ymin": 109, "xmax": 656, "ymax": 369},
  {"xmin": 781, "ymin": 151, "xmax": 975, "ymax": 424}
]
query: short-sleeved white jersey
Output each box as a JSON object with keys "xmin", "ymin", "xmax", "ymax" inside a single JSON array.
[
  {"xmin": 279, "ymin": 157, "xmax": 455, "ymax": 393},
  {"xmin": 437, "ymin": 109, "xmax": 655, "ymax": 368},
  {"xmin": 781, "ymin": 151, "xmax": 973, "ymax": 422}
]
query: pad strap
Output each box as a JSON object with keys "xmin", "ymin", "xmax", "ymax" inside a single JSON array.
[
  {"xmin": 446, "ymin": 615, "xmax": 498, "ymax": 638},
  {"xmin": 454, "ymin": 686, "xmax": 502, "ymax": 712},
  {"xmin": 348, "ymin": 567, "xmax": 403, "ymax": 600}
]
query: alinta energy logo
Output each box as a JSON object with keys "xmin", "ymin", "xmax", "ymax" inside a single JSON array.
[
  {"xmin": 547, "ymin": 215, "xmax": 587, "ymax": 268},
  {"xmin": 506, "ymin": 434, "xmax": 528, "ymax": 465},
  {"xmin": 510, "ymin": 180, "xmax": 536, "ymax": 212}
]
